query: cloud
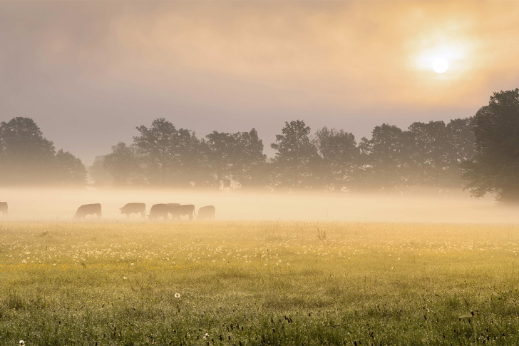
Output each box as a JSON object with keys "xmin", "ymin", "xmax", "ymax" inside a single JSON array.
[{"xmin": 1, "ymin": 1, "xmax": 518, "ymax": 163}]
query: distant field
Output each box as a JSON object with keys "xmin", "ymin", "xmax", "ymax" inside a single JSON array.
[{"xmin": 1, "ymin": 221, "xmax": 519, "ymax": 345}]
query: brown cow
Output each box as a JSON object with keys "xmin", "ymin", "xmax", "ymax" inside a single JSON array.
[
  {"xmin": 120, "ymin": 203, "xmax": 146, "ymax": 219},
  {"xmin": 0, "ymin": 202, "xmax": 8, "ymax": 216},
  {"xmin": 74, "ymin": 203, "xmax": 101, "ymax": 219},
  {"xmin": 149, "ymin": 204, "xmax": 172, "ymax": 221},
  {"xmin": 198, "ymin": 205, "xmax": 215, "ymax": 220},
  {"xmin": 170, "ymin": 204, "xmax": 195, "ymax": 221}
]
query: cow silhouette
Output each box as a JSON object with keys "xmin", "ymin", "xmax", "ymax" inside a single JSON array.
[
  {"xmin": 198, "ymin": 205, "xmax": 215, "ymax": 220},
  {"xmin": 149, "ymin": 204, "xmax": 173, "ymax": 221},
  {"xmin": 170, "ymin": 204, "xmax": 195, "ymax": 221},
  {"xmin": 74, "ymin": 203, "xmax": 101, "ymax": 219},
  {"xmin": 120, "ymin": 203, "xmax": 146, "ymax": 219},
  {"xmin": 0, "ymin": 202, "xmax": 8, "ymax": 216}
]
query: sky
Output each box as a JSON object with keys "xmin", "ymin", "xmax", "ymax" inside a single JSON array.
[{"xmin": 1, "ymin": 0, "xmax": 519, "ymax": 165}]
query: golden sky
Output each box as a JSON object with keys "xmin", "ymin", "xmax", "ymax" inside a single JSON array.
[{"xmin": 1, "ymin": 1, "xmax": 518, "ymax": 162}]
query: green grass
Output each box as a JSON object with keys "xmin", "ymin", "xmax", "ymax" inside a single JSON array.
[{"xmin": 1, "ymin": 221, "xmax": 519, "ymax": 345}]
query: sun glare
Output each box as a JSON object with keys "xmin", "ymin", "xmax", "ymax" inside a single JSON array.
[{"xmin": 432, "ymin": 57, "xmax": 449, "ymax": 73}]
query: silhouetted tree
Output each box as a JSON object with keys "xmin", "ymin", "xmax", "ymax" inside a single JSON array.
[
  {"xmin": 0, "ymin": 117, "xmax": 86, "ymax": 186},
  {"xmin": 55, "ymin": 150, "xmax": 87, "ymax": 186},
  {"xmin": 462, "ymin": 89, "xmax": 519, "ymax": 202},
  {"xmin": 134, "ymin": 118, "xmax": 204, "ymax": 187},
  {"xmin": 445, "ymin": 118, "xmax": 476, "ymax": 185},
  {"xmin": 0, "ymin": 117, "xmax": 56, "ymax": 185},
  {"xmin": 359, "ymin": 124, "xmax": 415, "ymax": 191},
  {"xmin": 313, "ymin": 127, "xmax": 359, "ymax": 191},
  {"xmin": 408, "ymin": 121, "xmax": 451, "ymax": 186},
  {"xmin": 407, "ymin": 119, "xmax": 476, "ymax": 189},
  {"xmin": 88, "ymin": 156, "xmax": 114, "ymax": 187},
  {"xmin": 205, "ymin": 128, "xmax": 266, "ymax": 189},
  {"xmin": 271, "ymin": 120, "xmax": 320, "ymax": 189},
  {"xmin": 104, "ymin": 142, "xmax": 141, "ymax": 186}
]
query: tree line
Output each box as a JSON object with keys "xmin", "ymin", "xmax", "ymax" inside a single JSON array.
[{"xmin": 2, "ymin": 89, "xmax": 519, "ymax": 201}]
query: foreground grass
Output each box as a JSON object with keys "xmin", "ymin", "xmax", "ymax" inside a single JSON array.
[{"xmin": 1, "ymin": 221, "xmax": 519, "ymax": 345}]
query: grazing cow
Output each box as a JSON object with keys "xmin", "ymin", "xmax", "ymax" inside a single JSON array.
[
  {"xmin": 170, "ymin": 204, "xmax": 196, "ymax": 221},
  {"xmin": 198, "ymin": 205, "xmax": 215, "ymax": 220},
  {"xmin": 0, "ymin": 202, "xmax": 8, "ymax": 216},
  {"xmin": 167, "ymin": 203, "xmax": 180, "ymax": 208},
  {"xmin": 74, "ymin": 203, "xmax": 101, "ymax": 219},
  {"xmin": 120, "ymin": 203, "xmax": 146, "ymax": 219},
  {"xmin": 149, "ymin": 204, "xmax": 172, "ymax": 221}
]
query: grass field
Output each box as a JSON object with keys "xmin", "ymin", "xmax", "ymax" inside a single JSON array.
[{"xmin": 1, "ymin": 221, "xmax": 519, "ymax": 345}]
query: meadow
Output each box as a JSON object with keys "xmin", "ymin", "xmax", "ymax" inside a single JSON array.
[{"xmin": 1, "ymin": 220, "xmax": 519, "ymax": 345}]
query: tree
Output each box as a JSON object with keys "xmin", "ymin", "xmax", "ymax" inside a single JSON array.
[
  {"xmin": 88, "ymin": 156, "xmax": 114, "ymax": 187},
  {"xmin": 104, "ymin": 142, "xmax": 141, "ymax": 186},
  {"xmin": 237, "ymin": 129, "xmax": 269, "ymax": 188},
  {"xmin": 0, "ymin": 117, "xmax": 87, "ymax": 186},
  {"xmin": 271, "ymin": 120, "xmax": 320, "ymax": 189},
  {"xmin": 205, "ymin": 128, "xmax": 266, "ymax": 189},
  {"xmin": 408, "ymin": 121, "xmax": 451, "ymax": 187},
  {"xmin": 55, "ymin": 150, "xmax": 87, "ymax": 186},
  {"xmin": 407, "ymin": 119, "xmax": 476, "ymax": 189},
  {"xmin": 445, "ymin": 118, "xmax": 476, "ymax": 186},
  {"xmin": 0, "ymin": 117, "xmax": 56, "ymax": 185},
  {"xmin": 134, "ymin": 118, "xmax": 203, "ymax": 187},
  {"xmin": 359, "ymin": 124, "xmax": 415, "ymax": 191},
  {"xmin": 462, "ymin": 89, "xmax": 519, "ymax": 202},
  {"xmin": 313, "ymin": 127, "xmax": 359, "ymax": 191}
]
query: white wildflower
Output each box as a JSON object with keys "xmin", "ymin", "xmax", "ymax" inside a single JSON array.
[{"xmin": 174, "ymin": 293, "xmax": 181, "ymax": 298}]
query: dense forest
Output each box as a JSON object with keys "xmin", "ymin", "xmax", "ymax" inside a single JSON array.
[{"xmin": 2, "ymin": 89, "xmax": 519, "ymax": 200}]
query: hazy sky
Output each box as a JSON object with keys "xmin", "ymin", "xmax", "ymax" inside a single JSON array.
[{"xmin": 1, "ymin": 0, "xmax": 519, "ymax": 165}]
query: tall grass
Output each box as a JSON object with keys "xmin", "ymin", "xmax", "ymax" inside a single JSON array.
[{"xmin": 1, "ymin": 221, "xmax": 519, "ymax": 344}]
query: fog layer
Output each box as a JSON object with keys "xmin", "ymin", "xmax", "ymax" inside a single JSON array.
[{"xmin": 0, "ymin": 188, "xmax": 515, "ymax": 224}]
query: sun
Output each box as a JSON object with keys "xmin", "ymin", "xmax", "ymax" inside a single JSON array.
[{"xmin": 432, "ymin": 58, "xmax": 449, "ymax": 73}]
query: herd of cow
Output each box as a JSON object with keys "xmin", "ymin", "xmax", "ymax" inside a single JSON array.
[{"xmin": 0, "ymin": 202, "xmax": 216, "ymax": 221}]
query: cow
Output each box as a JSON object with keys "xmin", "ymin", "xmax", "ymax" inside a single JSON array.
[
  {"xmin": 149, "ymin": 204, "xmax": 172, "ymax": 221},
  {"xmin": 167, "ymin": 203, "xmax": 180, "ymax": 208},
  {"xmin": 170, "ymin": 204, "xmax": 196, "ymax": 221},
  {"xmin": 0, "ymin": 202, "xmax": 8, "ymax": 216},
  {"xmin": 74, "ymin": 203, "xmax": 101, "ymax": 219},
  {"xmin": 198, "ymin": 205, "xmax": 215, "ymax": 220},
  {"xmin": 120, "ymin": 203, "xmax": 146, "ymax": 219}
]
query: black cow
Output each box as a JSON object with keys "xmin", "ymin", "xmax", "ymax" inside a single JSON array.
[
  {"xmin": 170, "ymin": 204, "xmax": 196, "ymax": 221},
  {"xmin": 74, "ymin": 203, "xmax": 101, "ymax": 219},
  {"xmin": 149, "ymin": 204, "xmax": 173, "ymax": 221},
  {"xmin": 198, "ymin": 205, "xmax": 215, "ymax": 220},
  {"xmin": 0, "ymin": 202, "xmax": 8, "ymax": 216},
  {"xmin": 120, "ymin": 203, "xmax": 146, "ymax": 219}
]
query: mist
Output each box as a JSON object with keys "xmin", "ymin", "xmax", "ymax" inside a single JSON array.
[{"xmin": 0, "ymin": 187, "xmax": 515, "ymax": 224}]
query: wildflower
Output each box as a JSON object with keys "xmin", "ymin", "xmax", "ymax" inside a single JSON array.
[
  {"xmin": 123, "ymin": 277, "xmax": 128, "ymax": 280},
  {"xmin": 203, "ymin": 333, "xmax": 209, "ymax": 339},
  {"xmin": 130, "ymin": 263, "xmax": 134, "ymax": 266},
  {"xmin": 174, "ymin": 293, "xmax": 181, "ymax": 298},
  {"xmin": 19, "ymin": 341, "xmax": 25, "ymax": 346}
]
